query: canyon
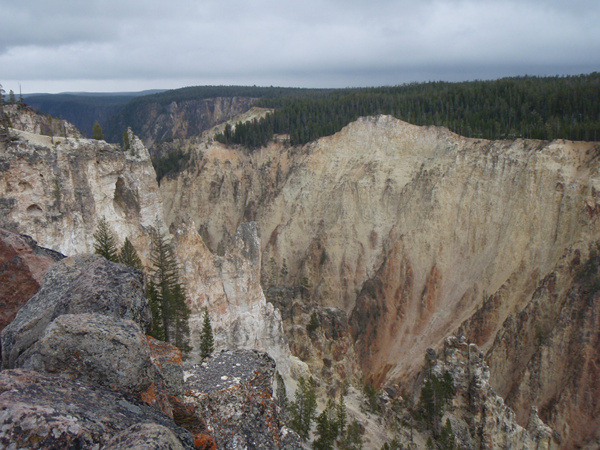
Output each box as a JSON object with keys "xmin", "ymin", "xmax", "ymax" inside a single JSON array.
[{"xmin": 2, "ymin": 103, "xmax": 599, "ymax": 447}]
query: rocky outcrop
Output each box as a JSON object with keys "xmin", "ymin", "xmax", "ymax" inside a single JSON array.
[
  {"xmin": 268, "ymin": 286, "xmax": 359, "ymax": 393},
  {"xmin": 148, "ymin": 335, "xmax": 185, "ymax": 397},
  {"xmin": 0, "ymin": 119, "xmax": 165, "ymax": 259},
  {"xmin": 103, "ymin": 423, "xmax": 189, "ymax": 450},
  {"xmin": 184, "ymin": 349, "xmax": 302, "ymax": 449},
  {"xmin": 427, "ymin": 336, "xmax": 558, "ymax": 449},
  {"xmin": 1, "ymin": 254, "xmax": 149, "ymax": 369},
  {"xmin": 173, "ymin": 220, "xmax": 301, "ymax": 390},
  {"xmin": 19, "ymin": 313, "xmax": 154, "ymax": 395},
  {"xmin": 463, "ymin": 243, "xmax": 600, "ymax": 448},
  {"xmin": 0, "ymin": 228, "xmax": 63, "ymax": 331},
  {"xmin": 4, "ymin": 103, "xmax": 82, "ymax": 138},
  {"xmin": 0, "ymin": 254, "xmax": 212, "ymax": 448},
  {"xmin": 0, "ymin": 369, "xmax": 195, "ymax": 449}
]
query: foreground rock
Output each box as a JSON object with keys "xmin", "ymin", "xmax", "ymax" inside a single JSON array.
[
  {"xmin": 0, "ymin": 369, "xmax": 194, "ymax": 449},
  {"xmin": 103, "ymin": 423, "xmax": 188, "ymax": 450},
  {"xmin": 0, "ymin": 228, "xmax": 64, "ymax": 331},
  {"xmin": 18, "ymin": 313, "xmax": 154, "ymax": 395},
  {"xmin": 1, "ymin": 254, "xmax": 149, "ymax": 369},
  {"xmin": 184, "ymin": 349, "xmax": 302, "ymax": 449}
]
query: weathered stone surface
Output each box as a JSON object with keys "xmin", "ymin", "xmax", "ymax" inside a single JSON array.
[
  {"xmin": 429, "ymin": 336, "xmax": 558, "ymax": 449},
  {"xmin": 0, "ymin": 114, "xmax": 165, "ymax": 261},
  {"xmin": 18, "ymin": 313, "xmax": 153, "ymax": 395},
  {"xmin": 174, "ymin": 221, "xmax": 299, "ymax": 390},
  {"xmin": 184, "ymin": 350, "xmax": 303, "ymax": 449},
  {"xmin": 141, "ymin": 336, "xmax": 188, "ymax": 419},
  {"xmin": 1, "ymin": 254, "xmax": 149, "ymax": 369},
  {"xmin": 0, "ymin": 228, "xmax": 63, "ymax": 331},
  {"xmin": 103, "ymin": 423, "xmax": 186, "ymax": 450},
  {"xmin": 148, "ymin": 335, "xmax": 185, "ymax": 397},
  {"xmin": 472, "ymin": 244, "xmax": 600, "ymax": 448},
  {"xmin": 268, "ymin": 287, "xmax": 359, "ymax": 393},
  {"xmin": 4, "ymin": 104, "xmax": 82, "ymax": 138},
  {"xmin": 162, "ymin": 115, "xmax": 600, "ymax": 391},
  {"xmin": 0, "ymin": 369, "xmax": 194, "ymax": 449}
]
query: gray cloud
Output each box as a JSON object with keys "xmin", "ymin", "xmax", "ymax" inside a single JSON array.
[{"xmin": 1, "ymin": 0, "xmax": 599, "ymax": 93}]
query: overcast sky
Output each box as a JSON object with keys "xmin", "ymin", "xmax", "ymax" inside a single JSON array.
[{"xmin": 1, "ymin": 0, "xmax": 599, "ymax": 94}]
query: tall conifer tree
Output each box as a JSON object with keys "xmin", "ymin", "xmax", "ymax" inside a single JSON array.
[
  {"xmin": 199, "ymin": 307, "xmax": 214, "ymax": 358},
  {"xmin": 93, "ymin": 217, "xmax": 118, "ymax": 262},
  {"xmin": 148, "ymin": 229, "xmax": 190, "ymax": 352},
  {"xmin": 119, "ymin": 237, "xmax": 143, "ymax": 270}
]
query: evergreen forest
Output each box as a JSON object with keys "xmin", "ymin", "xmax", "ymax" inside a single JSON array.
[{"xmin": 215, "ymin": 73, "xmax": 600, "ymax": 148}]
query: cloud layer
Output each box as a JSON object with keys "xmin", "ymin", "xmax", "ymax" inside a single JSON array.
[{"xmin": 1, "ymin": 0, "xmax": 599, "ymax": 93}]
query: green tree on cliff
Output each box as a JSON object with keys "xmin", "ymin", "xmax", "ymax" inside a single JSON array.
[
  {"xmin": 92, "ymin": 120, "xmax": 104, "ymax": 140},
  {"xmin": 93, "ymin": 217, "xmax": 119, "ymax": 262},
  {"xmin": 289, "ymin": 376, "xmax": 318, "ymax": 441},
  {"xmin": 119, "ymin": 237, "xmax": 143, "ymax": 271},
  {"xmin": 148, "ymin": 229, "xmax": 190, "ymax": 352},
  {"xmin": 122, "ymin": 129, "xmax": 130, "ymax": 151},
  {"xmin": 0, "ymin": 84, "xmax": 8, "ymax": 141},
  {"xmin": 199, "ymin": 307, "xmax": 214, "ymax": 358}
]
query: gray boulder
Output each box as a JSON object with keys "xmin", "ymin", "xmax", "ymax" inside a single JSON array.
[
  {"xmin": 103, "ymin": 423, "xmax": 186, "ymax": 449},
  {"xmin": 19, "ymin": 313, "xmax": 154, "ymax": 395},
  {"xmin": 148, "ymin": 335, "xmax": 185, "ymax": 397},
  {"xmin": 1, "ymin": 254, "xmax": 150, "ymax": 369},
  {"xmin": 0, "ymin": 369, "xmax": 194, "ymax": 449}
]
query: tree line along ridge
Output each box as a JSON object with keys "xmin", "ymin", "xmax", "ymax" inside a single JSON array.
[{"xmin": 214, "ymin": 73, "xmax": 600, "ymax": 148}]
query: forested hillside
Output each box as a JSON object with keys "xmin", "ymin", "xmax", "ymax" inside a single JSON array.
[
  {"xmin": 216, "ymin": 73, "xmax": 600, "ymax": 147},
  {"xmin": 105, "ymin": 86, "xmax": 333, "ymax": 142},
  {"xmin": 25, "ymin": 91, "xmax": 162, "ymax": 138}
]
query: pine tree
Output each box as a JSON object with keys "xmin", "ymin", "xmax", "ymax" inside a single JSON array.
[
  {"xmin": 289, "ymin": 376, "xmax": 318, "ymax": 441},
  {"xmin": 147, "ymin": 280, "xmax": 166, "ymax": 341},
  {"xmin": 336, "ymin": 394, "xmax": 347, "ymax": 437},
  {"xmin": 93, "ymin": 217, "xmax": 119, "ymax": 262},
  {"xmin": 92, "ymin": 120, "xmax": 104, "ymax": 140},
  {"xmin": 0, "ymin": 84, "xmax": 8, "ymax": 141},
  {"xmin": 122, "ymin": 129, "xmax": 130, "ymax": 151},
  {"xmin": 148, "ymin": 229, "xmax": 190, "ymax": 351},
  {"xmin": 276, "ymin": 372, "xmax": 289, "ymax": 418},
  {"xmin": 340, "ymin": 419, "xmax": 364, "ymax": 450},
  {"xmin": 314, "ymin": 399, "xmax": 338, "ymax": 449},
  {"xmin": 119, "ymin": 237, "xmax": 143, "ymax": 270},
  {"xmin": 199, "ymin": 307, "xmax": 215, "ymax": 357}
]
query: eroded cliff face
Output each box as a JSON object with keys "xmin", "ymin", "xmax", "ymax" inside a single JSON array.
[
  {"xmin": 160, "ymin": 115, "xmax": 600, "ymax": 445},
  {"xmin": 110, "ymin": 97, "xmax": 257, "ymax": 153},
  {"xmin": 0, "ymin": 126, "xmax": 165, "ymax": 259},
  {"xmin": 465, "ymin": 243, "xmax": 600, "ymax": 448},
  {"xmin": 172, "ymin": 220, "xmax": 304, "ymax": 390},
  {"xmin": 4, "ymin": 104, "xmax": 82, "ymax": 138}
]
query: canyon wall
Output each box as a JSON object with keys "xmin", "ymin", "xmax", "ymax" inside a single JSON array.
[
  {"xmin": 0, "ymin": 125, "xmax": 163, "ymax": 259},
  {"xmin": 108, "ymin": 97, "xmax": 257, "ymax": 152},
  {"xmin": 161, "ymin": 115, "xmax": 600, "ymax": 445}
]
